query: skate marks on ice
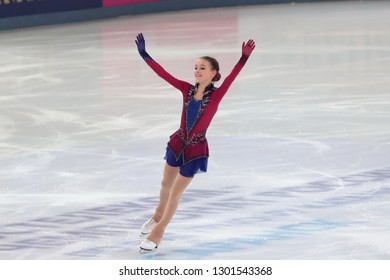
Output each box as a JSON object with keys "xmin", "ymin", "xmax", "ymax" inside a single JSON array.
[
  {"xmin": 1, "ymin": 166, "xmax": 389, "ymax": 259},
  {"xmin": 0, "ymin": 199, "xmax": 155, "ymax": 259},
  {"xmin": 154, "ymin": 167, "xmax": 390, "ymax": 259}
]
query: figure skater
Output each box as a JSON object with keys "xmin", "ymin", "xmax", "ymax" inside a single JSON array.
[{"xmin": 135, "ymin": 33, "xmax": 255, "ymax": 251}]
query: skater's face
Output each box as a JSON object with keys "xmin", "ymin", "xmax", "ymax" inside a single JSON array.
[{"xmin": 194, "ymin": 58, "xmax": 217, "ymax": 85}]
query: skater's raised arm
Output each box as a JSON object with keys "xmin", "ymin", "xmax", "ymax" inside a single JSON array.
[
  {"xmin": 135, "ymin": 33, "xmax": 189, "ymax": 92},
  {"xmin": 216, "ymin": 39, "xmax": 256, "ymax": 100}
]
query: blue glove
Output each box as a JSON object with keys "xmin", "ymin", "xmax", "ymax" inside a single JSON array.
[{"xmin": 135, "ymin": 33, "xmax": 153, "ymax": 61}]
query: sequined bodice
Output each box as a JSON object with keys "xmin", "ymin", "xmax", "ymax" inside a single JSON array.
[{"xmin": 186, "ymin": 98, "xmax": 202, "ymax": 134}]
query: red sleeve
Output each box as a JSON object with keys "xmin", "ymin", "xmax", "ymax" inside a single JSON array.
[
  {"xmin": 215, "ymin": 55, "xmax": 249, "ymax": 101},
  {"xmin": 145, "ymin": 59, "xmax": 190, "ymax": 93}
]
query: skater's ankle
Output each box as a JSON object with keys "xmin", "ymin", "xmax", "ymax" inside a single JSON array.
[
  {"xmin": 148, "ymin": 230, "xmax": 164, "ymax": 246},
  {"xmin": 152, "ymin": 215, "xmax": 161, "ymax": 223}
]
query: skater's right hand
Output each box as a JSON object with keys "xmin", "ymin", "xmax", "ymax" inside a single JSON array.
[
  {"xmin": 135, "ymin": 33, "xmax": 146, "ymax": 54},
  {"xmin": 135, "ymin": 33, "xmax": 153, "ymax": 61}
]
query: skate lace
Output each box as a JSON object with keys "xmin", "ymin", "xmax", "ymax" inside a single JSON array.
[{"xmin": 145, "ymin": 218, "xmax": 157, "ymax": 228}]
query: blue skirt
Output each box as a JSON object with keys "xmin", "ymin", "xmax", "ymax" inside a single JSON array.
[{"xmin": 164, "ymin": 147, "xmax": 208, "ymax": 178}]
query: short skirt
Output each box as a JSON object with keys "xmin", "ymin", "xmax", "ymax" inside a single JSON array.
[{"xmin": 164, "ymin": 146, "xmax": 208, "ymax": 178}]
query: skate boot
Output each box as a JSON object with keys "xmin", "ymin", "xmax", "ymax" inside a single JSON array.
[
  {"xmin": 140, "ymin": 239, "xmax": 158, "ymax": 252},
  {"xmin": 140, "ymin": 218, "xmax": 157, "ymax": 235}
]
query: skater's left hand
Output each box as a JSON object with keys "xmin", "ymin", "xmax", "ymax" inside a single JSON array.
[{"xmin": 242, "ymin": 39, "xmax": 256, "ymax": 57}]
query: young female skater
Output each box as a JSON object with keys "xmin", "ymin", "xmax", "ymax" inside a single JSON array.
[{"xmin": 135, "ymin": 33, "xmax": 255, "ymax": 251}]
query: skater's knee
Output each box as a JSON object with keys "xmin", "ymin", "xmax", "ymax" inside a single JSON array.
[{"xmin": 161, "ymin": 179, "xmax": 172, "ymax": 190}]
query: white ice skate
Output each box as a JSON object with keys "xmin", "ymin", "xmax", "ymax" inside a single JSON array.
[
  {"xmin": 139, "ymin": 239, "xmax": 158, "ymax": 252},
  {"xmin": 140, "ymin": 218, "xmax": 157, "ymax": 235}
]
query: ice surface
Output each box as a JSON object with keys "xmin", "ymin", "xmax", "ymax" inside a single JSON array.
[{"xmin": 0, "ymin": 1, "xmax": 390, "ymax": 259}]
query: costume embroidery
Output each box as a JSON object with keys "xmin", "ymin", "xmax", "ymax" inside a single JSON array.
[{"xmin": 177, "ymin": 128, "xmax": 207, "ymax": 146}]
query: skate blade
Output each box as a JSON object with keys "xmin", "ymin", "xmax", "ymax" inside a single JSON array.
[{"xmin": 139, "ymin": 248, "xmax": 157, "ymax": 254}]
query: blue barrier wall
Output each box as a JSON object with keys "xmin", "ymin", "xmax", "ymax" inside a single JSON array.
[
  {"xmin": 0, "ymin": 0, "xmax": 359, "ymax": 31},
  {"xmin": 0, "ymin": 0, "xmax": 101, "ymax": 18}
]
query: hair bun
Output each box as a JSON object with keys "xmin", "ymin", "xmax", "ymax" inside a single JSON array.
[{"xmin": 213, "ymin": 72, "xmax": 221, "ymax": 82}]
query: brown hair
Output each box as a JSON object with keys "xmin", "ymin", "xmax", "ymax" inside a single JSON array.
[{"xmin": 200, "ymin": 56, "xmax": 221, "ymax": 82}]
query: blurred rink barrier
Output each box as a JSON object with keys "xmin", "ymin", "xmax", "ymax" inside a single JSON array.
[{"xmin": 0, "ymin": 0, "xmax": 361, "ymax": 31}]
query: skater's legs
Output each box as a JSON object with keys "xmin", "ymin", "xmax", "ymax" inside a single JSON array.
[
  {"xmin": 153, "ymin": 163, "xmax": 180, "ymax": 222},
  {"xmin": 147, "ymin": 174, "xmax": 193, "ymax": 245}
]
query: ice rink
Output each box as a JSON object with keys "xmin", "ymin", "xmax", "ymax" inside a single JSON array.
[{"xmin": 1, "ymin": 0, "xmax": 390, "ymax": 260}]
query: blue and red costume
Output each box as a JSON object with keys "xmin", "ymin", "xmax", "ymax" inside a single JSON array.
[{"xmin": 135, "ymin": 33, "xmax": 254, "ymax": 177}]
